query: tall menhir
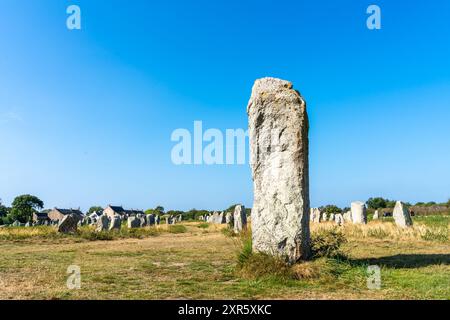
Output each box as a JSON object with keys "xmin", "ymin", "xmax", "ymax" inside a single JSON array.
[{"xmin": 247, "ymin": 77, "xmax": 311, "ymax": 263}]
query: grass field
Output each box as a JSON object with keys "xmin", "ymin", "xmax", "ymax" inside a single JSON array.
[{"xmin": 0, "ymin": 217, "xmax": 448, "ymax": 300}]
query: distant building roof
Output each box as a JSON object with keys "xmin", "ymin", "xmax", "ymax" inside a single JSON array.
[
  {"xmin": 124, "ymin": 210, "xmax": 144, "ymax": 215},
  {"xmin": 107, "ymin": 206, "xmax": 125, "ymax": 213},
  {"xmin": 54, "ymin": 208, "xmax": 84, "ymax": 216},
  {"xmin": 106, "ymin": 206, "xmax": 143, "ymax": 216},
  {"xmin": 34, "ymin": 212, "xmax": 49, "ymax": 218}
]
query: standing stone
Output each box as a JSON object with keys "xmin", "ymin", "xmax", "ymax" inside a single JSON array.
[
  {"xmin": 373, "ymin": 210, "xmax": 379, "ymax": 220},
  {"xmin": 140, "ymin": 217, "xmax": 147, "ymax": 227},
  {"xmin": 155, "ymin": 215, "xmax": 161, "ymax": 225},
  {"xmin": 351, "ymin": 202, "xmax": 367, "ymax": 224},
  {"xmin": 58, "ymin": 214, "xmax": 79, "ymax": 234},
  {"xmin": 225, "ymin": 212, "xmax": 234, "ymax": 226},
  {"xmin": 335, "ymin": 214, "xmax": 344, "ymax": 226},
  {"xmin": 393, "ymin": 201, "xmax": 413, "ymax": 228},
  {"xmin": 147, "ymin": 214, "xmax": 155, "ymax": 226},
  {"xmin": 329, "ymin": 213, "xmax": 335, "ymax": 222},
  {"xmin": 96, "ymin": 215, "xmax": 110, "ymax": 232},
  {"xmin": 343, "ymin": 211, "xmax": 352, "ymax": 222},
  {"xmin": 248, "ymin": 77, "xmax": 311, "ymax": 263},
  {"xmin": 128, "ymin": 216, "xmax": 140, "ymax": 229},
  {"xmin": 178, "ymin": 214, "xmax": 183, "ymax": 222},
  {"xmin": 109, "ymin": 215, "xmax": 122, "ymax": 231},
  {"xmin": 310, "ymin": 208, "xmax": 321, "ymax": 223},
  {"xmin": 211, "ymin": 211, "xmax": 221, "ymax": 224},
  {"xmin": 233, "ymin": 205, "xmax": 247, "ymax": 233},
  {"xmin": 322, "ymin": 212, "xmax": 328, "ymax": 222}
]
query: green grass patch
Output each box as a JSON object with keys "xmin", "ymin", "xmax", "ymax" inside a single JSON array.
[
  {"xmin": 421, "ymin": 228, "xmax": 449, "ymax": 243},
  {"xmin": 167, "ymin": 225, "xmax": 187, "ymax": 234}
]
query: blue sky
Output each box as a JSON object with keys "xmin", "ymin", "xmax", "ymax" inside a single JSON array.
[{"xmin": 0, "ymin": 0, "xmax": 449, "ymax": 211}]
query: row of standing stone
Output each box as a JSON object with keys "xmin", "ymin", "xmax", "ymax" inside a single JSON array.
[
  {"xmin": 200, "ymin": 205, "xmax": 247, "ymax": 233},
  {"xmin": 310, "ymin": 201, "xmax": 413, "ymax": 228}
]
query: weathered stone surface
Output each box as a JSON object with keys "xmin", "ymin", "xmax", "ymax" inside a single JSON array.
[
  {"xmin": 225, "ymin": 212, "xmax": 234, "ymax": 226},
  {"xmin": 329, "ymin": 213, "xmax": 335, "ymax": 222},
  {"xmin": 109, "ymin": 215, "xmax": 122, "ymax": 231},
  {"xmin": 322, "ymin": 213, "xmax": 328, "ymax": 222},
  {"xmin": 128, "ymin": 216, "xmax": 140, "ymax": 229},
  {"xmin": 140, "ymin": 217, "xmax": 147, "ymax": 227},
  {"xmin": 343, "ymin": 211, "xmax": 352, "ymax": 222},
  {"xmin": 233, "ymin": 205, "xmax": 247, "ymax": 233},
  {"xmin": 335, "ymin": 214, "xmax": 344, "ymax": 226},
  {"xmin": 58, "ymin": 214, "xmax": 79, "ymax": 234},
  {"xmin": 96, "ymin": 215, "xmax": 110, "ymax": 232},
  {"xmin": 351, "ymin": 202, "xmax": 367, "ymax": 224},
  {"xmin": 211, "ymin": 211, "xmax": 221, "ymax": 224},
  {"xmin": 310, "ymin": 208, "xmax": 321, "ymax": 223},
  {"xmin": 155, "ymin": 215, "xmax": 161, "ymax": 225},
  {"xmin": 178, "ymin": 215, "xmax": 183, "ymax": 222},
  {"xmin": 373, "ymin": 210, "xmax": 379, "ymax": 220},
  {"xmin": 393, "ymin": 201, "xmax": 413, "ymax": 228},
  {"xmin": 147, "ymin": 214, "xmax": 155, "ymax": 226},
  {"xmin": 248, "ymin": 77, "xmax": 311, "ymax": 263}
]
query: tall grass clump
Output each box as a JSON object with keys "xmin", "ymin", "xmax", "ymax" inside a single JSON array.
[
  {"xmin": 167, "ymin": 225, "xmax": 187, "ymax": 234},
  {"xmin": 421, "ymin": 228, "xmax": 449, "ymax": 243},
  {"xmin": 310, "ymin": 228, "xmax": 347, "ymax": 259}
]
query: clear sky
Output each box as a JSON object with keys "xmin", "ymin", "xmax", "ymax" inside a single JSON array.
[{"xmin": 1, "ymin": 0, "xmax": 449, "ymax": 211}]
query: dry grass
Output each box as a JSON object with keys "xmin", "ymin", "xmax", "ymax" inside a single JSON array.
[
  {"xmin": 0, "ymin": 219, "xmax": 448, "ymax": 300},
  {"xmin": 310, "ymin": 220, "xmax": 449, "ymax": 242}
]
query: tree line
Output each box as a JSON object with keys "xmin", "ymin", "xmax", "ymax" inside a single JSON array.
[
  {"xmin": 1, "ymin": 194, "xmax": 448, "ymax": 225},
  {"xmin": 0, "ymin": 195, "xmax": 252, "ymax": 224}
]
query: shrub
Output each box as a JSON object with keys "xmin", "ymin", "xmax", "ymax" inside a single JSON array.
[
  {"xmin": 78, "ymin": 230, "xmax": 114, "ymax": 241},
  {"xmin": 197, "ymin": 223, "xmax": 210, "ymax": 229},
  {"xmin": 367, "ymin": 228, "xmax": 390, "ymax": 239},
  {"xmin": 221, "ymin": 227, "xmax": 237, "ymax": 238},
  {"xmin": 167, "ymin": 225, "xmax": 187, "ymax": 234},
  {"xmin": 239, "ymin": 253, "xmax": 292, "ymax": 280},
  {"xmin": 237, "ymin": 232, "xmax": 253, "ymax": 267},
  {"xmin": 421, "ymin": 228, "xmax": 448, "ymax": 243},
  {"xmin": 310, "ymin": 229, "xmax": 347, "ymax": 258}
]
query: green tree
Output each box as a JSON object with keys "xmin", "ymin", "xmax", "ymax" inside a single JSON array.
[
  {"xmin": 88, "ymin": 206, "xmax": 103, "ymax": 214},
  {"xmin": 366, "ymin": 197, "xmax": 388, "ymax": 210},
  {"xmin": 320, "ymin": 205, "xmax": 342, "ymax": 214},
  {"xmin": 385, "ymin": 200, "xmax": 396, "ymax": 208},
  {"xmin": 9, "ymin": 195, "xmax": 44, "ymax": 223},
  {"xmin": 447, "ymin": 199, "xmax": 450, "ymax": 207},
  {"xmin": 0, "ymin": 198, "xmax": 9, "ymax": 217}
]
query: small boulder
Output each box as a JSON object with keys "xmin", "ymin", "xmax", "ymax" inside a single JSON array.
[
  {"xmin": 109, "ymin": 215, "xmax": 122, "ymax": 231},
  {"xmin": 58, "ymin": 214, "xmax": 79, "ymax": 234},
  {"xmin": 96, "ymin": 215, "xmax": 110, "ymax": 232},
  {"xmin": 233, "ymin": 205, "xmax": 247, "ymax": 233},
  {"xmin": 393, "ymin": 201, "xmax": 413, "ymax": 228},
  {"xmin": 128, "ymin": 216, "xmax": 140, "ymax": 229}
]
